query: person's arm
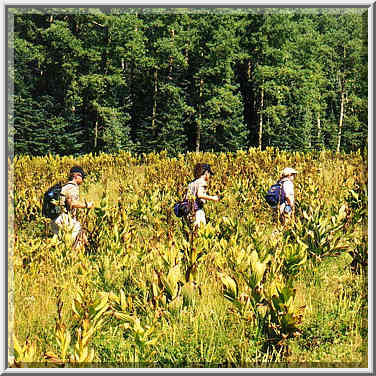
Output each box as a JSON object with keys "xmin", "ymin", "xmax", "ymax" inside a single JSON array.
[
  {"xmin": 197, "ymin": 182, "xmax": 220, "ymax": 202},
  {"xmin": 285, "ymin": 193, "xmax": 294, "ymax": 207},
  {"xmin": 197, "ymin": 193, "xmax": 220, "ymax": 202},
  {"xmin": 283, "ymin": 181, "xmax": 295, "ymax": 214},
  {"xmin": 68, "ymin": 199, "xmax": 93, "ymax": 209},
  {"xmin": 64, "ymin": 187, "xmax": 93, "ymax": 209}
]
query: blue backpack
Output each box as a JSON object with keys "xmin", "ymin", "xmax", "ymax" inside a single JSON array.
[
  {"xmin": 174, "ymin": 200, "xmax": 189, "ymax": 217},
  {"xmin": 265, "ymin": 181, "xmax": 286, "ymax": 207},
  {"xmin": 173, "ymin": 199, "xmax": 200, "ymax": 218}
]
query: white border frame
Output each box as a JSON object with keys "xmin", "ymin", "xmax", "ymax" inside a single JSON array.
[{"xmin": 2, "ymin": 1, "xmax": 373, "ymax": 374}]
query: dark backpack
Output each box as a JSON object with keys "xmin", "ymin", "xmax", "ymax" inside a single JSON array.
[
  {"xmin": 265, "ymin": 181, "xmax": 286, "ymax": 207},
  {"xmin": 174, "ymin": 178, "xmax": 205, "ymax": 218},
  {"xmin": 42, "ymin": 182, "xmax": 68, "ymax": 220},
  {"xmin": 173, "ymin": 199, "xmax": 200, "ymax": 218},
  {"xmin": 173, "ymin": 200, "xmax": 190, "ymax": 218}
]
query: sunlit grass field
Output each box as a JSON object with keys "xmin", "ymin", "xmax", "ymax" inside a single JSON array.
[{"xmin": 10, "ymin": 148, "xmax": 368, "ymax": 368}]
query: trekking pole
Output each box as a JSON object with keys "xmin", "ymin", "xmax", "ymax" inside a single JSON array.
[
  {"xmin": 82, "ymin": 199, "xmax": 91, "ymax": 241},
  {"xmin": 82, "ymin": 199, "xmax": 90, "ymax": 225}
]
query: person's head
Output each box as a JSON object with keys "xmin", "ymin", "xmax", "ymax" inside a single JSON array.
[
  {"xmin": 69, "ymin": 166, "xmax": 86, "ymax": 185},
  {"xmin": 281, "ymin": 167, "xmax": 298, "ymax": 181},
  {"xmin": 194, "ymin": 163, "xmax": 215, "ymax": 181}
]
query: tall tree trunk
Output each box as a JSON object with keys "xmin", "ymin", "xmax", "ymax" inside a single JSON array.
[
  {"xmin": 94, "ymin": 120, "xmax": 98, "ymax": 150},
  {"xmin": 238, "ymin": 59, "xmax": 258, "ymax": 147},
  {"xmin": 336, "ymin": 48, "xmax": 346, "ymax": 153},
  {"xmin": 195, "ymin": 78, "xmax": 203, "ymax": 153},
  {"xmin": 102, "ymin": 25, "xmax": 109, "ymax": 75},
  {"xmin": 337, "ymin": 88, "xmax": 345, "ymax": 153},
  {"xmin": 152, "ymin": 69, "xmax": 158, "ymax": 136},
  {"xmin": 168, "ymin": 29, "xmax": 175, "ymax": 80},
  {"xmin": 258, "ymin": 85, "xmax": 264, "ymax": 150},
  {"xmin": 129, "ymin": 24, "xmax": 137, "ymax": 140},
  {"xmin": 317, "ymin": 113, "xmax": 321, "ymax": 149}
]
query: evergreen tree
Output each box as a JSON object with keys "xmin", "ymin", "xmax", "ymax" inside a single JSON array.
[{"xmin": 316, "ymin": 9, "xmax": 367, "ymax": 152}]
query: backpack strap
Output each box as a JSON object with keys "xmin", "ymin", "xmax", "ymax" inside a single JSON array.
[{"xmin": 277, "ymin": 179, "xmax": 287, "ymax": 204}]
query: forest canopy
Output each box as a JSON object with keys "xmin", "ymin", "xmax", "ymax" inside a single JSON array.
[{"xmin": 8, "ymin": 7, "xmax": 368, "ymax": 156}]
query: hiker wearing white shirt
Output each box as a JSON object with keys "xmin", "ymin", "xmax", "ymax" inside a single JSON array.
[
  {"xmin": 185, "ymin": 163, "xmax": 220, "ymax": 227},
  {"xmin": 50, "ymin": 166, "xmax": 93, "ymax": 248},
  {"xmin": 278, "ymin": 167, "xmax": 298, "ymax": 224}
]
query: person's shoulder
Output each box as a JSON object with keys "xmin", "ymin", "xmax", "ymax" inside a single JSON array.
[
  {"xmin": 187, "ymin": 179, "xmax": 196, "ymax": 187},
  {"xmin": 283, "ymin": 179, "xmax": 293, "ymax": 186},
  {"xmin": 189, "ymin": 177, "xmax": 203, "ymax": 185},
  {"xmin": 198, "ymin": 176, "xmax": 207, "ymax": 185},
  {"xmin": 62, "ymin": 181, "xmax": 78, "ymax": 192},
  {"xmin": 282, "ymin": 180, "xmax": 294, "ymax": 192},
  {"xmin": 64, "ymin": 180, "xmax": 77, "ymax": 187}
]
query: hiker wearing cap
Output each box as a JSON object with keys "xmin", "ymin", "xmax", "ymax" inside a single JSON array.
[
  {"xmin": 50, "ymin": 166, "xmax": 93, "ymax": 248},
  {"xmin": 184, "ymin": 163, "xmax": 220, "ymax": 227},
  {"xmin": 277, "ymin": 167, "xmax": 298, "ymax": 224}
]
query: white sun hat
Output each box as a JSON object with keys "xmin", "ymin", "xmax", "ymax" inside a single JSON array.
[{"xmin": 281, "ymin": 167, "xmax": 298, "ymax": 177}]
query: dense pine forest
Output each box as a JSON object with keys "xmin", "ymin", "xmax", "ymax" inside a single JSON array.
[{"xmin": 9, "ymin": 7, "xmax": 368, "ymax": 156}]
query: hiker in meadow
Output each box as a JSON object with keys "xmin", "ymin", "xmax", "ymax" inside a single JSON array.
[
  {"xmin": 265, "ymin": 166, "xmax": 298, "ymax": 225},
  {"xmin": 184, "ymin": 163, "xmax": 220, "ymax": 227},
  {"xmin": 50, "ymin": 166, "xmax": 94, "ymax": 249},
  {"xmin": 276, "ymin": 167, "xmax": 298, "ymax": 224}
]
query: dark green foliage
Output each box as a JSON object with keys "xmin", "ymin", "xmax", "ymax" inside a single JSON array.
[
  {"xmin": 9, "ymin": 7, "xmax": 368, "ymax": 156},
  {"xmin": 13, "ymin": 95, "xmax": 85, "ymax": 155}
]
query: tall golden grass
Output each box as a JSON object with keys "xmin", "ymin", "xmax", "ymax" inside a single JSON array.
[{"xmin": 10, "ymin": 148, "xmax": 367, "ymax": 367}]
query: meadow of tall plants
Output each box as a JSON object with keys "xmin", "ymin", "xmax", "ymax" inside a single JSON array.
[{"xmin": 9, "ymin": 148, "xmax": 368, "ymax": 368}]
